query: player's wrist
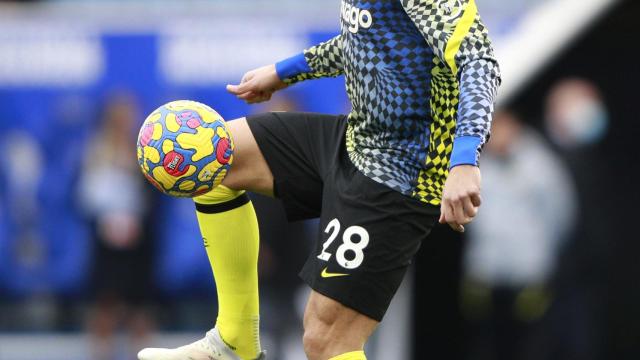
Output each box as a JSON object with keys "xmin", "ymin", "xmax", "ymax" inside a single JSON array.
[
  {"xmin": 275, "ymin": 52, "xmax": 311, "ymax": 81},
  {"xmin": 449, "ymin": 136, "xmax": 482, "ymax": 169}
]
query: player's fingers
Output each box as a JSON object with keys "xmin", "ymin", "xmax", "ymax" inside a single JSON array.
[
  {"xmin": 442, "ymin": 202, "xmax": 463, "ymax": 232},
  {"xmin": 449, "ymin": 222, "xmax": 465, "ymax": 232},
  {"xmin": 237, "ymin": 91, "xmax": 260, "ymax": 100},
  {"xmin": 439, "ymin": 211, "xmax": 446, "ymax": 224},
  {"xmin": 260, "ymin": 93, "xmax": 273, "ymax": 102},
  {"xmin": 226, "ymin": 84, "xmax": 243, "ymax": 95},
  {"xmin": 247, "ymin": 91, "xmax": 273, "ymax": 103},
  {"xmin": 462, "ymin": 196, "xmax": 478, "ymax": 220},
  {"xmin": 441, "ymin": 201, "xmax": 454, "ymax": 224},
  {"xmin": 446, "ymin": 202, "xmax": 464, "ymax": 232},
  {"xmin": 226, "ymin": 81, "xmax": 255, "ymax": 95},
  {"xmin": 240, "ymin": 72, "xmax": 255, "ymax": 84},
  {"xmin": 470, "ymin": 192, "xmax": 482, "ymax": 207},
  {"xmin": 452, "ymin": 199, "xmax": 469, "ymax": 225}
]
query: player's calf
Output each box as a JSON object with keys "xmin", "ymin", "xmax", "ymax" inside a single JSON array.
[
  {"xmin": 187, "ymin": 117, "xmax": 274, "ymax": 359},
  {"xmin": 303, "ymin": 291, "xmax": 377, "ymax": 360}
]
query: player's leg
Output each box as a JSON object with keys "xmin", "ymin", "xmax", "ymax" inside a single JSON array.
[
  {"xmin": 296, "ymin": 133, "xmax": 441, "ymax": 360},
  {"xmin": 192, "ymin": 118, "xmax": 273, "ymax": 358},
  {"xmin": 303, "ymin": 290, "xmax": 376, "ymax": 360},
  {"xmin": 139, "ymin": 118, "xmax": 269, "ymax": 360},
  {"xmin": 221, "ymin": 118, "xmax": 275, "ymax": 195},
  {"xmin": 139, "ymin": 112, "xmax": 343, "ymax": 360}
]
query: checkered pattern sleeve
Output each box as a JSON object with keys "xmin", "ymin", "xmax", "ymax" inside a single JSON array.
[
  {"xmin": 275, "ymin": 35, "xmax": 345, "ymax": 85},
  {"xmin": 401, "ymin": 0, "xmax": 501, "ymax": 167}
]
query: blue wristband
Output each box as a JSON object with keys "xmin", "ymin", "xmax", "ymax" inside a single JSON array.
[
  {"xmin": 275, "ymin": 53, "xmax": 312, "ymax": 81},
  {"xmin": 450, "ymin": 136, "xmax": 482, "ymax": 168}
]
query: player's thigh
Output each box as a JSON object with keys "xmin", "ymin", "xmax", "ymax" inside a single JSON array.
[
  {"xmin": 300, "ymin": 150, "xmax": 440, "ymax": 321},
  {"xmin": 303, "ymin": 290, "xmax": 378, "ymax": 359},
  {"xmin": 222, "ymin": 117, "xmax": 274, "ymax": 196},
  {"xmin": 238, "ymin": 112, "xmax": 348, "ymax": 221}
]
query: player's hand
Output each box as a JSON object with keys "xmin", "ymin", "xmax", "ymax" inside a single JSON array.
[
  {"xmin": 439, "ymin": 165, "xmax": 482, "ymax": 233},
  {"xmin": 226, "ymin": 64, "xmax": 288, "ymax": 104}
]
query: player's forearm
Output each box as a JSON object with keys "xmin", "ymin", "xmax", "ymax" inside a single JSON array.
[
  {"xmin": 275, "ymin": 35, "xmax": 344, "ymax": 85},
  {"xmin": 450, "ymin": 58, "xmax": 501, "ymax": 168}
]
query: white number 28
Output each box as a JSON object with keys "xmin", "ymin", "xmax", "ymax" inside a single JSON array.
[{"xmin": 317, "ymin": 218, "xmax": 369, "ymax": 269}]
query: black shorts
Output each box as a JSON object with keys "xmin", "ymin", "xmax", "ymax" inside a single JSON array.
[{"xmin": 246, "ymin": 112, "xmax": 439, "ymax": 321}]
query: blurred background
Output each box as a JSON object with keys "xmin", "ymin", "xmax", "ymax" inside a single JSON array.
[{"xmin": 0, "ymin": 0, "xmax": 638, "ymax": 359}]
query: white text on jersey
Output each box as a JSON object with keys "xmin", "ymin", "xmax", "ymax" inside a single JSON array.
[{"xmin": 341, "ymin": 2, "xmax": 373, "ymax": 34}]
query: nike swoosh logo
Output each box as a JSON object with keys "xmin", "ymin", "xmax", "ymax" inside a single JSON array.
[{"xmin": 321, "ymin": 267, "xmax": 349, "ymax": 278}]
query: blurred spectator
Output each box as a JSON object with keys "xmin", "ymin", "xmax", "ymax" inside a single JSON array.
[
  {"xmin": 78, "ymin": 92, "xmax": 155, "ymax": 360},
  {"xmin": 462, "ymin": 110, "xmax": 576, "ymax": 360},
  {"xmin": 0, "ymin": 94, "xmax": 94, "ymax": 330},
  {"xmin": 545, "ymin": 78, "xmax": 608, "ymax": 149},
  {"xmin": 537, "ymin": 78, "xmax": 611, "ymax": 360},
  {"xmin": 1, "ymin": 131, "xmax": 44, "ymax": 281},
  {"xmin": 0, "ymin": 131, "xmax": 57, "ymax": 329}
]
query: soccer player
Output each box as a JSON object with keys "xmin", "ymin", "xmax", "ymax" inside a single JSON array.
[{"xmin": 138, "ymin": 0, "xmax": 500, "ymax": 359}]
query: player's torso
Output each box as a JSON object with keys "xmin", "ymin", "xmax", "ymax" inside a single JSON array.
[{"xmin": 340, "ymin": 0, "xmax": 453, "ymax": 203}]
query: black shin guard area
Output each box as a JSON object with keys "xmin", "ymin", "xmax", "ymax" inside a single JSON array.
[{"xmin": 194, "ymin": 193, "xmax": 250, "ymax": 214}]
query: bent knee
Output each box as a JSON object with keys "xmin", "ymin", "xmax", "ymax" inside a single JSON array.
[{"xmin": 221, "ymin": 117, "xmax": 274, "ymax": 195}]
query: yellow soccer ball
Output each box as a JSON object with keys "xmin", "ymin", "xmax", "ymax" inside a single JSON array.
[{"xmin": 136, "ymin": 100, "xmax": 234, "ymax": 197}]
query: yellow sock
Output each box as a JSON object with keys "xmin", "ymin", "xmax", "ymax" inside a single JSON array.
[
  {"xmin": 329, "ymin": 351, "xmax": 367, "ymax": 360},
  {"xmin": 194, "ymin": 185, "xmax": 261, "ymax": 360}
]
